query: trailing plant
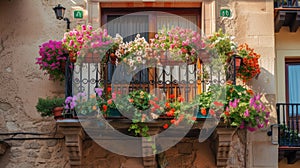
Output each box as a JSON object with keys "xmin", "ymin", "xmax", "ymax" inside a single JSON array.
[{"xmin": 36, "ymin": 40, "xmax": 68, "ymax": 81}]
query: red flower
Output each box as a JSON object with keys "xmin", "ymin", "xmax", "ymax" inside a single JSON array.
[
  {"xmin": 163, "ymin": 124, "xmax": 169, "ymax": 129},
  {"xmin": 213, "ymin": 101, "xmax": 223, "ymax": 107},
  {"xmin": 171, "ymin": 119, "xmax": 176, "ymax": 124},
  {"xmin": 181, "ymin": 48, "xmax": 188, "ymax": 54},
  {"xmin": 107, "ymin": 87, "xmax": 112, "ymax": 92},
  {"xmin": 169, "ymin": 94, "xmax": 175, "ymax": 99},
  {"xmin": 209, "ymin": 109, "xmax": 215, "ymax": 116},
  {"xmin": 107, "ymin": 99, "xmax": 113, "ymax": 105},
  {"xmin": 102, "ymin": 105, "xmax": 107, "ymax": 112},
  {"xmin": 201, "ymin": 108, "xmax": 207, "ymax": 116},
  {"xmin": 165, "ymin": 102, "xmax": 170, "ymax": 108},
  {"xmin": 178, "ymin": 96, "xmax": 184, "ymax": 102},
  {"xmin": 224, "ymin": 111, "xmax": 230, "ymax": 116},
  {"xmin": 128, "ymin": 98, "xmax": 134, "ymax": 103}
]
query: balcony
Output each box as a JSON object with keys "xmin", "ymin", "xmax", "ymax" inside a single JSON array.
[
  {"xmin": 277, "ymin": 103, "xmax": 300, "ymax": 164},
  {"xmin": 274, "ymin": 0, "xmax": 300, "ymax": 32}
]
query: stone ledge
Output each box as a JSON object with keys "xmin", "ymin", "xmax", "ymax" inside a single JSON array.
[{"xmin": 56, "ymin": 119, "xmax": 244, "ymax": 168}]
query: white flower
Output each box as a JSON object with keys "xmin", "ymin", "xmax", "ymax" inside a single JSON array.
[
  {"xmin": 136, "ymin": 56, "xmax": 142, "ymax": 62},
  {"xmin": 150, "ymin": 113, "xmax": 159, "ymax": 119}
]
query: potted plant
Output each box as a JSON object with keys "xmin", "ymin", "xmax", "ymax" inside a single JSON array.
[
  {"xmin": 150, "ymin": 26, "xmax": 203, "ymax": 65},
  {"xmin": 36, "ymin": 40, "xmax": 68, "ymax": 81},
  {"xmin": 79, "ymin": 28, "xmax": 121, "ymax": 64},
  {"xmin": 236, "ymin": 43, "xmax": 261, "ymax": 82},
  {"xmin": 221, "ymin": 92, "xmax": 270, "ymax": 131},
  {"xmin": 35, "ymin": 97, "xmax": 65, "ymax": 120},
  {"xmin": 115, "ymin": 34, "xmax": 156, "ymax": 71},
  {"xmin": 62, "ymin": 24, "xmax": 93, "ymax": 62},
  {"xmin": 195, "ymin": 90, "xmax": 212, "ymax": 118}
]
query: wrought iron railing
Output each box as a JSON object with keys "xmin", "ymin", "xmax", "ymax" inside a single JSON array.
[
  {"xmin": 274, "ymin": 0, "xmax": 300, "ymax": 8},
  {"xmin": 277, "ymin": 103, "xmax": 300, "ymax": 147},
  {"xmin": 63, "ymin": 53, "xmax": 242, "ymax": 118}
]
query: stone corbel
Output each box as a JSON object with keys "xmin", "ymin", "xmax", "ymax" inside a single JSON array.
[
  {"xmin": 214, "ymin": 127, "xmax": 237, "ymax": 168},
  {"xmin": 57, "ymin": 120, "xmax": 85, "ymax": 168}
]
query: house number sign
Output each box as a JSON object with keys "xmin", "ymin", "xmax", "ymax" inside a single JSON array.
[
  {"xmin": 74, "ymin": 10, "xmax": 83, "ymax": 19},
  {"xmin": 220, "ymin": 9, "xmax": 231, "ymax": 17}
]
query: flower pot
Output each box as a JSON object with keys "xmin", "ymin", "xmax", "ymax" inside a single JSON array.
[
  {"xmin": 53, "ymin": 107, "xmax": 64, "ymax": 120},
  {"xmin": 158, "ymin": 51, "xmax": 196, "ymax": 66},
  {"xmin": 108, "ymin": 109, "xmax": 122, "ymax": 117},
  {"xmin": 195, "ymin": 107, "xmax": 211, "ymax": 118}
]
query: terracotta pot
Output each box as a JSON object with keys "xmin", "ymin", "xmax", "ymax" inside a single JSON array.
[
  {"xmin": 53, "ymin": 107, "xmax": 64, "ymax": 120},
  {"xmin": 159, "ymin": 51, "xmax": 196, "ymax": 66}
]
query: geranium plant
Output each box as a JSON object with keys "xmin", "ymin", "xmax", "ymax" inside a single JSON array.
[
  {"xmin": 237, "ymin": 43, "xmax": 261, "ymax": 82},
  {"xmin": 150, "ymin": 26, "xmax": 203, "ymax": 63},
  {"xmin": 36, "ymin": 40, "xmax": 68, "ymax": 81},
  {"xmin": 79, "ymin": 29, "xmax": 123, "ymax": 64},
  {"xmin": 62, "ymin": 24, "xmax": 93, "ymax": 62}
]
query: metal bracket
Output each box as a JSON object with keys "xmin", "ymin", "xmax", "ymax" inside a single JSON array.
[{"xmin": 267, "ymin": 124, "xmax": 280, "ymax": 145}]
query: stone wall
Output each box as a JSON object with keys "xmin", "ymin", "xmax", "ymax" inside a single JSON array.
[
  {"xmin": 0, "ymin": 0, "xmax": 86, "ymax": 167},
  {"xmin": 214, "ymin": 0, "xmax": 277, "ymax": 167},
  {"xmin": 81, "ymin": 137, "xmax": 226, "ymax": 168}
]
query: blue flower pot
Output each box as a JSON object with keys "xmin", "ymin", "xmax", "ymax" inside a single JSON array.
[
  {"xmin": 195, "ymin": 107, "xmax": 211, "ymax": 118},
  {"xmin": 109, "ymin": 109, "xmax": 122, "ymax": 117}
]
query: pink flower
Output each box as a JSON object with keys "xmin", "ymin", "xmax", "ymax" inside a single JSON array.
[
  {"xmin": 244, "ymin": 109, "xmax": 250, "ymax": 117},
  {"xmin": 247, "ymin": 127, "xmax": 256, "ymax": 132}
]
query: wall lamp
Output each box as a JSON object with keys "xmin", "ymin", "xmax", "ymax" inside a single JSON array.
[{"xmin": 53, "ymin": 4, "xmax": 71, "ymax": 30}]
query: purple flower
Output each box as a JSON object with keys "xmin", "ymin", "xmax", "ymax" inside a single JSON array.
[
  {"xmin": 247, "ymin": 127, "xmax": 256, "ymax": 132},
  {"xmin": 244, "ymin": 109, "xmax": 250, "ymax": 117},
  {"xmin": 95, "ymin": 88, "xmax": 103, "ymax": 97},
  {"xmin": 229, "ymin": 99, "xmax": 239, "ymax": 108},
  {"xmin": 254, "ymin": 94, "xmax": 261, "ymax": 101},
  {"xmin": 240, "ymin": 122, "xmax": 245, "ymax": 129},
  {"xmin": 257, "ymin": 123, "xmax": 264, "ymax": 128},
  {"xmin": 264, "ymin": 119, "xmax": 269, "ymax": 125},
  {"xmin": 265, "ymin": 112, "xmax": 270, "ymax": 118},
  {"xmin": 249, "ymin": 97, "xmax": 255, "ymax": 107}
]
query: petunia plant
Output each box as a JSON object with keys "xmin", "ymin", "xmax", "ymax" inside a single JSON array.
[
  {"xmin": 221, "ymin": 94, "xmax": 270, "ymax": 131},
  {"xmin": 36, "ymin": 40, "xmax": 68, "ymax": 81}
]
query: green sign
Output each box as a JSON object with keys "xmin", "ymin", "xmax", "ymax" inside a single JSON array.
[
  {"xmin": 74, "ymin": 10, "xmax": 83, "ymax": 19},
  {"xmin": 220, "ymin": 9, "xmax": 231, "ymax": 17}
]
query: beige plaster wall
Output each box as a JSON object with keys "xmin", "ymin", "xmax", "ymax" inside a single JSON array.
[
  {"xmin": 215, "ymin": 0, "xmax": 277, "ymax": 168},
  {"xmin": 275, "ymin": 27, "xmax": 300, "ymax": 103},
  {"xmin": 0, "ymin": 0, "xmax": 87, "ymax": 167}
]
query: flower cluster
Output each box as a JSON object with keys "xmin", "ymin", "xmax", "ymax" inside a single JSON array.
[
  {"xmin": 62, "ymin": 24, "xmax": 93, "ymax": 59},
  {"xmin": 150, "ymin": 27, "xmax": 203, "ymax": 63},
  {"xmin": 237, "ymin": 43, "xmax": 261, "ymax": 82},
  {"xmin": 205, "ymin": 29, "xmax": 237, "ymax": 64},
  {"xmin": 162, "ymin": 94, "xmax": 196, "ymax": 129},
  {"xmin": 116, "ymin": 34, "xmax": 154, "ymax": 71},
  {"xmin": 222, "ymin": 94, "xmax": 270, "ymax": 131},
  {"xmin": 36, "ymin": 40, "xmax": 68, "ymax": 81}
]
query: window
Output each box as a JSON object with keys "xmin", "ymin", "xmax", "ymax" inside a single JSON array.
[
  {"xmin": 100, "ymin": 4, "xmax": 202, "ymax": 100},
  {"xmin": 285, "ymin": 58, "xmax": 300, "ymax": 103}
]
